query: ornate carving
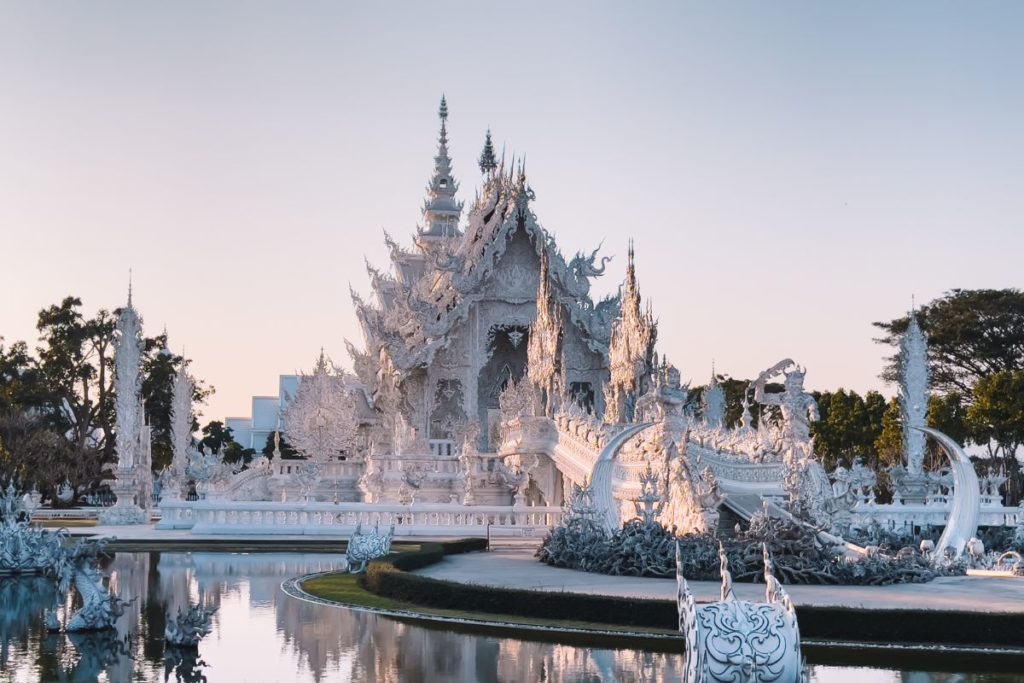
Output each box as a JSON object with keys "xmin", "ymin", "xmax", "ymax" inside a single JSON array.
[
  {"xmin": 346, "ymin": 522, "xmax": 395, "ymax": 573},
  {"xmin": 282, "ymin": 350, "xmax": 360, "ymax": 462}
]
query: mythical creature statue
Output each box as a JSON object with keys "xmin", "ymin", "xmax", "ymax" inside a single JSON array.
[
  {"xmin": 656, "ymin": 364, "xmax": 689, "ymax": 437},
  {"xmin": 165, "ymin": 605, "xmax": 216, "ymax": 648},
  {"xmin": 753, "ymin": 359, "xmax": 819, "ymax": 459},
  {"xmin": 0, "ymin": 482, "xmax": 67, "ymax": 575},
  {"xmin": 346, "ymin": 522, "xmax": 395, "ymax": 573},
  {"xmin": 567, "ymin": 245, "xmax": 612, "ymax": 296},
  {"xmin": 49, "ymin": 537, "xmax": 134, "ymax": 633}
]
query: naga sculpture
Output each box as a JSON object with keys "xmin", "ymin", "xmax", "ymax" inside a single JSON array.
[
  {"xmin": 49, "ymin": 537, "xmax": 134, "ymax": 633},
  {"xmin": 345, "ymin": 522, "xmax": 395, "ymax": 573},
  {"xmin": 165, "ymin": 605, "xmax": 216, "ymax": 648},
  {"xmin": 676, "ymin": 541, "xmax": 807, "ymax": 683},
  {"xmin": 0, "ymin": 482, "xmax": 67, "ymax": 575}
]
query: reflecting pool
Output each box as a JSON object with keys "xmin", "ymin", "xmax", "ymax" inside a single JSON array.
[{"xmin": 0, "ymin": 551, "xmax": 1019, "ymax": 682}]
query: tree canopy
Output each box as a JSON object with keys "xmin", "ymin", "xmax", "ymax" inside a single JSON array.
[
  {"xmin": 874, "ymin": 289, "xmax": 1024, "ymax": 397},
  {"xmin": 0, "ymin": 296, "xmax": 212, "ymax": 502}
]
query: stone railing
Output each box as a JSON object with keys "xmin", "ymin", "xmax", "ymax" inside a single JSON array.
[
  {"xmin": 161, "ymin": 499, "xmax": 563, "ymax": 537},
  {"xmin": 854, "ymin": 501, "xmax": 1023, "ymax": 530}
]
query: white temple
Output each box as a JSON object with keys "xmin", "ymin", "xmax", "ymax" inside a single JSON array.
[{"xmin": 179, "ymin": 98, "xmax": 1013, "ymax": 541}]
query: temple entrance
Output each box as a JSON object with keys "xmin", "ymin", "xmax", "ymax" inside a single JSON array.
[{"xmin": 477, "ymin": 324, "xmax": 530, "ymax": 450}]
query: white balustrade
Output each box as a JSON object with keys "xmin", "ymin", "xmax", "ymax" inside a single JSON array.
[{"xmin": 167, "ymin": 500, "xmax": 564, "ymax": 537}]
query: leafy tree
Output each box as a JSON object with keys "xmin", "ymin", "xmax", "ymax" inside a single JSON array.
[
  {"xmin": 0, "ymin": 297, "xmax": 212, "ymax": 501},
  {"xmin": 810, "ymin": 389, "xmax": 886, "ymax": 471},
  {"xmin": 967, "ymin": 371, "xmax": 1024, "ymax": 504},
  {"xmin": 874, "ymin": 397, "xmax": 903, "ymax": 470},
  {"xmin": 0, "ymin": 340, "xmax": 47, "ymax": 411},
  {"xmin": 0, "ymin": 411, "xmax": 102, "ymax": 502},
  {"xmin": 34, "ymin": 297, "xmax": 118, "ymax": 465},
  {"xmin": 199, "ymin": 421, "xmax": 234, "ymax": 454},
  {"xmin": 263, "ymin": 431, "xmax": 298, "ymax": 459},
  {"xmin": 198, "ymin": 420, "xmax": 253, "ymax": 465},
  {"xmin": 874, "ymin": 289, "xmax": 1024, "ymax": 397},
  {"xmin": 926, "ymin": 392, "xmax": 969, "ymax": 469}
]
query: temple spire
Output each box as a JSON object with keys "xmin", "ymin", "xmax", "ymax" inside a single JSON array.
[
  {"xmin": 478, "ymin": 128, "xmax": 497, "ymax": 174},
  {"xmin": 417, "ymin": 95, "xmax": 463, "ymax": 246}
]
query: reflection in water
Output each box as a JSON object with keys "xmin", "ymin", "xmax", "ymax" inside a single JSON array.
[{"xmin": 0, "ymin": 551, "xmax": 1017, "ymax": 682}]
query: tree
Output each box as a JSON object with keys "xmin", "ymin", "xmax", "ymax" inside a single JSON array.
[
  {"xmin": 874, "ymin": 397, "xmax": 903, "ymax": 470},
  {"xmin": 141, "ymin": 334, "xmax": 211, "ymax": 472},
  {"xmin": 810, "ymin": 389, "xmax": 886, "ymax": 471},
  {"xmin": 967, "ymin": 371, "xmax": 1024, "ymax": 504},
  {"xmin": 0, "ymin": 411, "xmax": 102, "ymax": 502},
  {"xmin": 927, "ymin": 392, "xmax": 969, "ymax": 469},
  {"xmin": 199, "ymin": 420, "xmax": 253, "ymax": 465},
  {"xmin": 874, "ymin": 289, "xmax": 1024, "ymax": 397},
  {"xmin": 262, "ymin": 431, "xmax": 297, "ymax": 459},
  {"xmin": 0, "ymin": 297, "xmax": 213, "ymax": 501},
  {"xmin": 34, "ymin": 297, "xmax": 118, "ymax": 466}
]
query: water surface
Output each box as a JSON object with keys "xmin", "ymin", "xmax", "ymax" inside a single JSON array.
[{"xmin": 0, "ymin": 551, "xmax": 1017, "ymax": 682}]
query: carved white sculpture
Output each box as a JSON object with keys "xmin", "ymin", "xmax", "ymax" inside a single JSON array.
[
  {"xmin": 901, "ymin": 313, "xmax": 930, "ymax": 477},
  {"xmin": 753, "ymin": 359, "xmax": 819, "ymax": 458},
  {"xmin": 99, "ymin": 288, "xmax": 148, "ymax": 525},
  {"xmin": 282, "ymin": 350, "xmax": 359, "ymax": 462},
  {"xmin": 676, "ymin": 541, "xmax": 806, "ymax": 683},
  {"xmin": 165, "ymin": 605, "xmax": 216, "ymax": 648},
  {"xmin": 604, "ymin": 243, "xmax": 656, "ymax": 424},
  {"xmin": 346, "ymin": 522, "xmax": 395, "ymax": 573},
  {"xmin": 702, "ymin": 371, "xmax": 726, "ymax": 430},
  {"xmin": 163, "ymin": 362, "xmax": 193, "ymax": 501},
  {"xmin": 920, "ymin": 426, "xmax": 980, "ymax": 559},
  {"xmin": 526, "ymin": 248, "xmax": 563, "ymax": 417}
]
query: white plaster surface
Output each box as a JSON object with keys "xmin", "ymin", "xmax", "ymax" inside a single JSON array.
[{"xmin": 414, "ymin": 548, "xmax": 1024, "ymax": 613}]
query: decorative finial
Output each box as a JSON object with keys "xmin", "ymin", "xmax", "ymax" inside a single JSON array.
[
  {"xmin": 127, "ymin": 268, "xmax": 133, "ymax": 306},
  {"xmin": 439, "ymin": 95, "xmax": 448, "ymax": 121},
  {"xmin": 478, "ymin": 128, "xmax": 497, "ymax": 174}
]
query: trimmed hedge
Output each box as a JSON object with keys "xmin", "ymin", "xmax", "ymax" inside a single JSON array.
[
  {"xmin": 360, "ymin": 541, "xmax": 1024, "ymax": 647},
  {"xmin": 388, "ymin": 539, "xmax": 487, "ymax": 572}
]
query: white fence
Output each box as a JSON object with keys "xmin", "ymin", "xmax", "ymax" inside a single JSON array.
[
  {"xmin": 158, "ymin": 499, "xmax": 564, "ymax": 537},
  {"xmin": 853, "ymin": 501, "xmax": 1023, "ymax": 531}
]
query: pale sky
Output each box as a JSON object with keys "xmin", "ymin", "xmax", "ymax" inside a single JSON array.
[{"xmin": 2, "ymin": 2, "xmax": 1022, "ymax": 424}]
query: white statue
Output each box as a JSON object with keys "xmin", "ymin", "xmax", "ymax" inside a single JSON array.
[
  {"xmin": 753, "ymin": 359, "xmax": 819, "ymax": 458},
  {"xmin": 900, "ymin": 313, "xmax": 930, "ymax": 477}
]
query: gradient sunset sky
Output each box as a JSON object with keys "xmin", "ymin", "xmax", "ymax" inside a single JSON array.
[{"xmin": 2, "ymin": 2, "xmax": 1022, "ymax": 423}]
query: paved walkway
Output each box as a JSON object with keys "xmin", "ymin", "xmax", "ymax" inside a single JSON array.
[{"xmin": 413, "ymin": 548, "xmax": 1024, "ymax": 613}]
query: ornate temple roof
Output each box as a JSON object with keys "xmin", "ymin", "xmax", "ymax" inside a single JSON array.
[{"xmin": 349, "ymin": 99, "xmax": 622, "ymax": 383}]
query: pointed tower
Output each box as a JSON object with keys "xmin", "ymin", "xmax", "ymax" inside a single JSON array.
[
  {"xmin": 527, "ymin": 248, "xmax": 564, "ymax": 416},
  {"xmin": 900, "ymin": 312, "xmax": 930, "ymax": 476},
  {"xmin": 478, "ymin": 128, "xmax": 497, "ymax": 174},
  {"xmin": 98, "ymin": 284, "xmax": 148, "ymax": 525},
  {"xmin": 416, "ymin": 96, "xmax": 463, "ymax": 250},
  {"xmin": 605, "ymin": 242, "xmax": 658, "ymax": 423}
]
